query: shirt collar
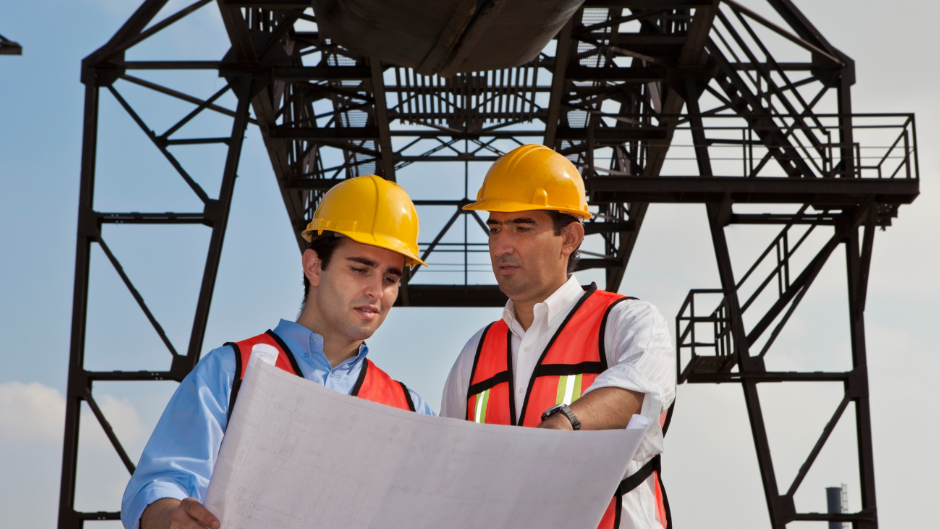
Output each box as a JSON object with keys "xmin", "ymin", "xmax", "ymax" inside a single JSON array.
[
  {"xmin": 502, "ymin": 276, "xmax": 586, "ymax": 337},
  {"xmin": 271, "ymin": 319, "xmax": 369, "ymax": 370}
]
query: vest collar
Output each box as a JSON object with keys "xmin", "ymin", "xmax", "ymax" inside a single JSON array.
[{"xmin": 502, "ymin": 276, "xmax": 586, "ymax": 338}]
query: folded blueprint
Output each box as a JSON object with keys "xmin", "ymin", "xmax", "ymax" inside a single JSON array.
[{"xmin": 205, "ymin": 360, "xmax": 648, "ymax": 529}]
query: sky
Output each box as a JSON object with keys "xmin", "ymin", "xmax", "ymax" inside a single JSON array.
[{"xmin": 0, "ymin": 1, "xmax": 937, "ymax": 528}]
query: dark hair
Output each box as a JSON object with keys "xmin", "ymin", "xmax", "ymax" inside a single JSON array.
[
  {"xmin": 301, "ymin": 231, "xmax": 344, "ymax": 309},
  {"xmin": 547, "ymin": 210, "xmax": 582, "ymax": 274}
]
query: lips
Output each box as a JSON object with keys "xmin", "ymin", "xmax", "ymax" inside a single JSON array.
[
  {"xmin": 496, "ymin": 258, "xmax": 522, "ymax": 276},
  {"xmin": 354, "ymin": 305, "xmax": 380, "ymax": 321}
]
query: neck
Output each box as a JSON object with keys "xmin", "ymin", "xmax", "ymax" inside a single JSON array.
[
  {"xmin": 296, "ymin": 303, "xmax": 361, "ymax": 368},
  {"xmin": 511, "ymin": 274, "xmax": 569, "ymax": 331}
]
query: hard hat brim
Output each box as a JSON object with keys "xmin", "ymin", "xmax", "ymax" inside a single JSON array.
[
  {"xmin": 302, "ymin": 228, "xmax": 427, "ymax": 268},
  {"xmin": 462, "ymin": 198, "xmax": 592, "ymax": 220}
]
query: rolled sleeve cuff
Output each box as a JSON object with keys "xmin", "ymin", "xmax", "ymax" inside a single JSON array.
[
  {"xmin": 122, "ymin": 481, "xmax": 189, "ymax": 529},
  {"xmin": 583, "ymin": 363, "xmax": 665, "ymax": 462}
]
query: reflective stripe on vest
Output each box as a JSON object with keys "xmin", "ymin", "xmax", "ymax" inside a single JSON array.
[
  {"xmin": 225, "ymin": 330, "xmax": 416, "ymax": 422},
  {"xmin": 465, "ymin": 284, "xmax": 673, "ymax": 529}
]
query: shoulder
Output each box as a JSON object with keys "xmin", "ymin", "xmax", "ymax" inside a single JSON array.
[
  {"xmin": 443, "ymin": 324, "xmax": 492, "ymax": 391},
  {"xmin": 463, "ymin": 325, "xmax": 490, "ymax": 354},
  {"xmin": 188, "ymin": 343, "xmax": 239, "ymax": 393},
  {"xmin": 453, "ymin": 324, "xmax": 494, "ymax": 369},
  {"xmin": 601, "ymin": 295, "xmax": 672, "ymax": 352},
  {"xmin": 605, "ymin": 296, "xmax": 666, "ymax": 327}
]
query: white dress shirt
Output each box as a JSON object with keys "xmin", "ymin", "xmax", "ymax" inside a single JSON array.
[{"xmin": 441, "ymin": 276, "xmax": 676, "ymax": 529}]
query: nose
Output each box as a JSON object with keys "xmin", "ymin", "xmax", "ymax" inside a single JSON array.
[
  {"xmin": 362, "ymin": 272, "xmax": 384, "ymax": 301},
  {"xmin": 489, "ymin": 230, "xmax": 514, "ymax": 258}
]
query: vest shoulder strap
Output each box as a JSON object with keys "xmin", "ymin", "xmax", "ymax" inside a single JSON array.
[
  {"xmin": 352, "ymin": 359, "xmax": 416, "ymax": 412},
  {"xmin": 518, "ymin": 284, "xmax": 629, "ymax": 421},
  {"xmin": 616, "ymin": 399, "xmax": 675, "ymax": 528},
  {"xmin": 225, "ymin": 330, "xmax": 304, "ymax": 422},
  {"xmin": 467, "ymin": 321, "xmax": 512, "ymax": 391}
]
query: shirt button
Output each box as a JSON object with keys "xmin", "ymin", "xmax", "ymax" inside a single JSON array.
[
  {"xmin": 523, "ymin": 347, "xmax": 530, "ymax": 352},
  {"xmin": 518, "ymin": 389, "xmax": 524, "ymax": 394}
]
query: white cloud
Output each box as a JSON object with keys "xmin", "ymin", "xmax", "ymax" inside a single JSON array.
[
  {"xmin": 0, "ymin": 381, "xmax": 143, "ymax": 448},
  {"xmin": 0, "ymin": 381, "xmax": 65, "ymax": 443},
  {"xmin": 90, "ymin": 393, "xmax": 145, "ymax": 448}
]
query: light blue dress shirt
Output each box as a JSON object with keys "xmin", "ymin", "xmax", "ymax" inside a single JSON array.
[{"xmin": 121, "ymin": 319, "xmax": 435, "ymax": 529}]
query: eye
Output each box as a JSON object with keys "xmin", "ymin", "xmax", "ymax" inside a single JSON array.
[
  {"xmin": 351, "ymin": 267, "xmax": 367, "ymax": 274},
  {"xmin": 488, "ymin": 227, "xmax": 500, "ymax": 235}
]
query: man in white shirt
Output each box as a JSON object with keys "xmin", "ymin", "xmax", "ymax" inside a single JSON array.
[{"xmin": 440, "ymin": 144, "xmax": 676, "ymax": 529}]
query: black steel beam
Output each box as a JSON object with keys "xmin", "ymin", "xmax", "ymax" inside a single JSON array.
[
  {"xmin": 566, "ymin": 66, "xmax": 667, "ymax": 82},
  {"xmin": 590, "ymin": 176, "xmax": 919, "ymax": 204},
  {"xmin": 270, "ymin": 126, "xmax": 381, "ymax": 141},
  {"xmin": 0, "ymin": 33, "xmax": 23, "ymax": 55},
  {"xmin": 556, "ymin": 127, "xmax": 669, "ymax": 142},
  {"xmin": 58, "ymin": 76, "xmax": 100, "ymax": 529},
  {"xmin": 394, "ymin": 285, "xmax": 507, "ymax": 307},
  {"xmin": 845, "ymin": 221, "xmax": 879, "ymax": 529},
  {"xmin": 583, "ymin": 0, "xmax": 716, "ymax": 7},
  {"xmin": 220, "ymin": 0, "xmax": 311, "ymax": 6}
]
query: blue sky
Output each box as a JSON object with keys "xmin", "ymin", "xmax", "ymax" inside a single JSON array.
[{"xmin": 1, "ymin": 1, "xmax": 938, "ymax": 527}]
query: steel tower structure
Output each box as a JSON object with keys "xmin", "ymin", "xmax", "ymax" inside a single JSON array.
[
  {"xmin": 59, "ymin": 1, "xmax": 919, "ymax": 527},
  {"xmin": 0, "ymin": 33, "xmax": 22, "ymax": 55}
]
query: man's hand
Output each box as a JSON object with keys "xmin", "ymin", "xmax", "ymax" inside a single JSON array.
[{"xmin": 140, "ymin": 497, "xmax": 220, "ymax": 529}]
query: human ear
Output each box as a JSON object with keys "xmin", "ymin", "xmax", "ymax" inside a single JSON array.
[
  {"xmin": 302, "ymin": 248, "xmax": 323, "ymax": 288},
  {"xmin": 561, "ymin": 221, "xmax": 585, "ymax": 257}
]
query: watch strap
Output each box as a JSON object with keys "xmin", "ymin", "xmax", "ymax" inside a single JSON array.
[{"xmin": 543, "ymin": 403, "xmax": 581, "ymax": 430}]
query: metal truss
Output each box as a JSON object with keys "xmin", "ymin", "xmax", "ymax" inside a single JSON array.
[
  {"xmin": 59, "ymin": 0, "xmax": 918, "ymax": 527},
  {"xmin": 665, "ymin": 2, "xmax": 917, "ymax": 528},
  {"xmin": 0, "ymin": 32, "xmax": 22, "ymax": 55}
]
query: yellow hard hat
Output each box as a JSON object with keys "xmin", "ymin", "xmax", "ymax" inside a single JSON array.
[
  {"xmin": 462, "ymin": 144, "xmax": 592, "ymax": 220},
  {"xmin": 302, "ymin": 175, "xmax": 427, "ymax": 268}
]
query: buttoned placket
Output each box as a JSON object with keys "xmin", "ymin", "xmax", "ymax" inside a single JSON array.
[
  {"xmin": 311, "ymin": 334, "xmax": 364, "ymax": 383},
  {"xmin": 512, "ymin": 302, "xmax": 549, "ymax": 398},
  {"xmin": 503, "ymin": 278, "xmax": 587, "ymax": 417}
]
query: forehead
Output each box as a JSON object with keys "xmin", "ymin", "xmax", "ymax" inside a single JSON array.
[
  {"xmin": 334, "ymin": 237, "xmax": 406, "ymax": 268},
  {"xmin": 486, "ymin": 210, "xmax": 552, "ymax": 224}
]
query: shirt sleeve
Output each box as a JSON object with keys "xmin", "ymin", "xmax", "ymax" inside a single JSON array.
[
  {"xmin": 440, "ymin": 327, "xmax": 486, "ymax": 419},
  {"xmin": 120, "ymin": 346, "xmax": 235, "ymax": 529},
  {"xmin": 582, "ymin": 299, "xmax": 676, "ymax": 462}
]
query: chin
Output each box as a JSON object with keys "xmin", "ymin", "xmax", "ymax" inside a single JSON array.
[
  {"xmin": 495, "ymin": 278, "xmax": 527, "ymax": 299},
  {"xmin": 346, "ymin": 321, "xmax": 380, "ymax": 341}
]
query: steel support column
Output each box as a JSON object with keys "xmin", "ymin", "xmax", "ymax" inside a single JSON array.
[
  {"xmin": 844, "ymin": 217, "xmax": 878, "ymax": 528},
  {"xmin": 58, "ymin": 78, "xmax": 103, "ymax": 529},
  {"xmin": 57, "ymin": 4, "xmax": 254, "ymax": 521}
]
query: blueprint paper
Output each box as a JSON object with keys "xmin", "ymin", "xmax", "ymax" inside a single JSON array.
[{"xmin": 204, "ymin": 360, "xmax": 648, "ymax": 529}]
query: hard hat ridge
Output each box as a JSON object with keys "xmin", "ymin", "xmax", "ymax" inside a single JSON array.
[
  {"xmin": 302, "ymin": 175, "xmax": 427, "ymax": 268},
  {"xmin": 462, "ymin": 144, "xmax": 592, "ymax": 219}
]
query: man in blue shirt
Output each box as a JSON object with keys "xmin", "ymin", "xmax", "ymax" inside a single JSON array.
[{"xmin": 122, "ymin": 176, "xmax": 436, "ymax": 529}]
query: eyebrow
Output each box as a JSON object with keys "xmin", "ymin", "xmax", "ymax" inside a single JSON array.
[
  {"xmin": 345, "ymin": 256, "xmax": 403, "ymax": 277},
  {"xmin": 486, "ymin": 217, "xmax": 537, "ymax": 226}
]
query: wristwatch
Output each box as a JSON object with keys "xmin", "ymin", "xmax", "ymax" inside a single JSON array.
[{"xmin": 541, "ymin": 403, "xmax": 581, "ymax": 430}]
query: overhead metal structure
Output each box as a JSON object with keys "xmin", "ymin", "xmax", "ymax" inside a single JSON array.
[
  {"xmin": 59, "ymin": 0, "xmax": 918, "ymax": 528},
  {"xmin": 0, "ymin": 33, "xmax": 23, "ymax": 55}
]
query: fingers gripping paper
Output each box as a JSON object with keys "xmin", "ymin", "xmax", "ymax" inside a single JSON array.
[{"xmin": 205, "ymin": 361, "xmax": 648, "ymax": 529}]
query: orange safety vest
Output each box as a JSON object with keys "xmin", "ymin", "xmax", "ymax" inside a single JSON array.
[
  {"xmin": 225, "ymin": 330, "xmax": 416, "ymax": 421},
  {"xmin": 465, "ymin": 284, "xmax": 673, "ymax": 529}
]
